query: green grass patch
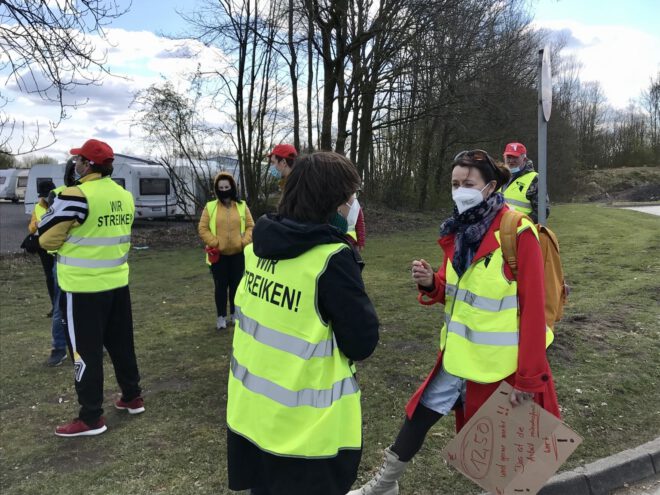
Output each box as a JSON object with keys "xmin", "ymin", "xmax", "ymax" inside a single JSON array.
[{"xmin": 1, "ymin": 204, "xmax": 658, "ymax": 494}]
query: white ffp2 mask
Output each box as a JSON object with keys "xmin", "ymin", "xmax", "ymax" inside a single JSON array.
[{"xmin": 452, "ymin": 185, "xmax": 488, "ymax": 214}]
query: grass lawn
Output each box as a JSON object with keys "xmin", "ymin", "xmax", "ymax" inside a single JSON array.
[{"xmin": 1, "ymin": 204, "xmax": 658, "ymax": 494}]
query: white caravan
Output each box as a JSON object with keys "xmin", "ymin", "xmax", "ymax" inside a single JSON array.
[
  {"xmin": 107, "ymin": 154, "xmax": 179, "ymax": 219},
  {"xmin": 0, "ymin": 168, "xmax": 20, "ymax": 202},
  {"xmin": 24, "ymin": 163, "xmax": 66, "ymax": 214},
  {"xmin": 23, "ymin": 155, "xmax": 178, "ymax": 219}
]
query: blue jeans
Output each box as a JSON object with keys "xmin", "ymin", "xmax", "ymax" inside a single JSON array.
[{"xmin": 51, "ymin": 264, "xmax": 67, "ymax": 350}]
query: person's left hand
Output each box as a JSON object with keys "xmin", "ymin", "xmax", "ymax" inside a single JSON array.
[{"xmin": 509, "ymin": 388, "xmax": 534, "ymax": 406}]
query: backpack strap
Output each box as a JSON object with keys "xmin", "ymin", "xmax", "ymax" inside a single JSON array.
[{"xmin": 500, "ymin": 210, "xmax": 527, "ymax": 278}]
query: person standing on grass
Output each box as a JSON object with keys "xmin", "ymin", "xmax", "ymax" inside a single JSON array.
[
  {"xmin": 347, "ymin": 150, "xmax": 559, "ymax": 495},
  {"xmin": 38, "ymin": 139, "xmax": 144, "ymax": 437},
  {"xmin": 226, "ymin": 151, "xmax": 379, "ymax": 495},
  {"xmin": 342, "ymin": 192, "xmax": 366, "ymax": 251},
  {"xmin": 500, "ymin": 141, "xmax": 549, "ymax": 223},
  {"xmin": 28, "ymin": 180, "xmax": 57, "ymax": 318},
  {"xmin": 198, "ymin": 171, "xmax": 254, "ymax": 331}
]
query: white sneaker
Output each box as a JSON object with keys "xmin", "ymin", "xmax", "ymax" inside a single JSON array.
[{"xmin": 216, "ymin": 316, "xmax": 227, "ymax": 330}]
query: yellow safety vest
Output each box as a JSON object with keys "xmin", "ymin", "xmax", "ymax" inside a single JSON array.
[
  {"xmin": 56, "ymin": 177, "xmax": 134, "ymax": 293},
  {"xmin": 227, "ymin": 242, "xmax": 362, "ymax": 458},
  {"xmin": 34, "ymin": 202, "xmax": 47, "ymax": 222},
  {"xmin": 441, "ymin": 217, "xmax": 553, "ymax": 383},
  {"xmin": 501, "ymin": 171, "xmax": 537, "ymax": 215},
  {"xmin": 205, "ymin": 199, "xmax": 246, "ymax": 265}
]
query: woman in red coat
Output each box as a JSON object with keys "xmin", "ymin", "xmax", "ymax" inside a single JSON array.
[{"xmin": 347, "ymin": 150, "xmax": 559, "ymax": 495}]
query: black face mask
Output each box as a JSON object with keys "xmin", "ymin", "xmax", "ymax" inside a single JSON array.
[{"xmin": 217, "ymin": 189, "xmax": 233, "ymax": 200}]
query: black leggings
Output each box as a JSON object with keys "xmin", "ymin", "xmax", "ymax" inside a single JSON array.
[
  {"xmin": 391, "ymin": 403, "xmax": 444, "ymax": 462},
  {"xmin": 210, "ymin": 252, "xmax": 245, "ymax": 317}
]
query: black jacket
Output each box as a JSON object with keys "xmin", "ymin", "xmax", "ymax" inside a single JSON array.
[{"xmin": 227, "ymin": 213, "xmax": 379, "ymax": 495}]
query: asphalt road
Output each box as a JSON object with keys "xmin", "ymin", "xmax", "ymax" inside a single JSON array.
[{"xmin": 0, "ymin": 201, "xmax": 29, "ymax": 253}]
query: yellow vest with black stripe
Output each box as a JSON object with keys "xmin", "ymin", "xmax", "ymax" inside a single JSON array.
[
  {"xmin": 227, "ymin": 242, "xmax": 361, "ymax": 458},
  {"xmin": 441, "ymin": 217, "xmax": 554, "ymax": 383},
  {"xmin": 205, "ymin": 199, "xmax": 246, "ymax": 265},
  {"xmin": 501, "ymin": 171, "xmax": 537, "ymax": 215},
  {"xmin": 56, "ymin": 177, "xmax": 134, "ymax": 293}
]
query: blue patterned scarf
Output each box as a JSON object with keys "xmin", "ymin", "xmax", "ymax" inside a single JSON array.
[{"xmin": 440, "ymin": 192, "xmax": 505, "ymax": 277}]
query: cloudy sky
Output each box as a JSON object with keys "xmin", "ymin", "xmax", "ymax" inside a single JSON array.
[{"xmin": 3, "ymin": 0, "xmax": 659, "ymax": 160}]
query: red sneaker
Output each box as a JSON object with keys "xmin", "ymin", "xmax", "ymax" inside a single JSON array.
[
  {"xmin": 55, "ymin": 417, "xmax": 107, "ymax": 437},
  {"xmin": 115, "ymin": 396, "xmax": 145, "ymax": 414}
]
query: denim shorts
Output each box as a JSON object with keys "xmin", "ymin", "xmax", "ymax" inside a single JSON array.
[{"xmin": 419, "ymin": 364, "xmax": 466, "ymax": 415}]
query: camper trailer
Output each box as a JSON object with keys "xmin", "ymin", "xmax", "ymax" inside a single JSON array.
[
  {"xmin": 168, "ymin": 157, "xmax": 238, "ymax": 218},
  {"xmin": 23, "ymin": 155, "xmax": 178, "ymax": 219},
  {"xmin": 0, "ymin": 168, "xmax": 20, "ymax": 202},
  {"xmin": 107, "ymin": 154, "xmax": 178, "ymax": 219},
  {"xmin": 24, "ymin": 163, "xmax": 66, "ymax": 214}
]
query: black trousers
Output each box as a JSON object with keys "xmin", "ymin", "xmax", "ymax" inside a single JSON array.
[
  {"xmin": 37, "ymin": 249, "xmax": 55, "ymax": 307},
  {"xmin": 61, "ymin": 285, "xmax": 142, "ymax": 425},
  {"xmin": 210, "ymin": 252, "xmax": 245, "ymax": 317}
]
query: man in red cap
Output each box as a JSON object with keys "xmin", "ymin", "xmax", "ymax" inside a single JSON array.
[
  {"xmin": 38, "ymin": 139, "xmax": 144, "ymax": 437},
  {"xmin": 268, "ymin": 144, "xmax": 298, "ymax": 190},
  {"xmin": 500, "ymin": 142, "xmax": 549, "ymax": 223}
]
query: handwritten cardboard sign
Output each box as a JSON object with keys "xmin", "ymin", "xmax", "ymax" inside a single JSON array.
[{"xmin": 441, "ymin": 381, "xmax": 582, "ymax": 495}]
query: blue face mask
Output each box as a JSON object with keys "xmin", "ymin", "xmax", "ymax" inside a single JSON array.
[
  {"xmin": 270, "ymin": 167, "xmax": 282, "ymax": 179},
  {"xmin": 509, "ymin": 166, "xmax": 521, "ymax": 174}
]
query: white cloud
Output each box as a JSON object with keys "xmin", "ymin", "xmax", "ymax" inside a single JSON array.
[
  {"xmin": 536, "ymin": 20, "xmax": 660, "ymax": 108},
  {"xmin": 2, "ymin": 27, "xmax": 229, "ymax": 158}
]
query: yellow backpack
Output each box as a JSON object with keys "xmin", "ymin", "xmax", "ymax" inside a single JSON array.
[{"xmin": 500, "ymin": 210, "xmax": 569, "ymax": 329}]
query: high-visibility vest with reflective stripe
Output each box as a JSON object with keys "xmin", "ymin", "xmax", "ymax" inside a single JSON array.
[
  {"xmin": 56, "ymin": 177, "xmax": 134, "ymax": 293},
  {"xmin": 346, "ymin": 229, "xmax": 357, "ymax": 241},
  {"xmin": 227, "ymin": 242, "xmax": 361, "ymax": 458},
  {"xmin": 441, "ymin": 217, "xmax": 554, "ymax": 383},
  {"xmin": 53, "ymin": 185, "xmax": 66, "ymax": 195},
  {"xmin": 501, "ymin": 171, "xmax": 537, "ymax": 215},
  {"xmin": 205, "ymin": 199, "xmax": 246, "ymax": 265},
  {"xmin": 34, "ymin": 202, "xmax": 47, "ymax": 222}
]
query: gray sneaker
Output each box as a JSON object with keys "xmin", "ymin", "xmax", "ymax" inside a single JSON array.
[
  {"xmin": 216, "ymin": 316, "xmax": 227, "ymax": 330},
  {"xmin": 47, "ymin": 348, "xmax": 67, "ymax": 367}
]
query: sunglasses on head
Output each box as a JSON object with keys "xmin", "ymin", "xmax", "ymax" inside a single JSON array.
[{"xmin": 453, "ymin": 149, "xmax": 497, "ymax": 171}]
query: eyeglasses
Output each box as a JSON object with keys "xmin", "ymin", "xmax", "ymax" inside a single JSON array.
[{"xmin": 453, "ymin": 149, "xmax": 497, "ymax": 172}]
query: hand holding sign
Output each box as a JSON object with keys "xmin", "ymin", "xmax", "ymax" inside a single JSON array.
[{"xmin": 441, "ymin": 381, "xmax": 581, "ymax": 495}]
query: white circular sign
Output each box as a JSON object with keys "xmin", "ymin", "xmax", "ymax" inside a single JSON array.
[{"xmin": 541, "ymin": 47, "xmax": 552, "ymax": 121}]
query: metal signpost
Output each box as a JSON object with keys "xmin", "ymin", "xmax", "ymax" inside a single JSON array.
[{"xmin": 538, "ymin": 46, "xmax": 552, "ymax": 226}]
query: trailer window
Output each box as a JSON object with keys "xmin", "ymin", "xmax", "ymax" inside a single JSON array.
[
  {"xmin": 17, "ymin": 177, "xmax": 28, "ymax": 187},
  {"xmin": 113, "ymin": 178, "xmax": 126, "ymax": 188},
  {"xmin": 0, "ymin": 177, "xmax": 5, "ymax": 185},
  {"xmin": 140, "ymin": 178, "xmax": 170, "ymax": 195},
  {"xmin": 36, "ymin": 177, "xmax": 53, "ymax": 188}
]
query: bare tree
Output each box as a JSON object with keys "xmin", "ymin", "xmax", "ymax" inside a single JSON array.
[
  {"xmin": 132, "ymin": 81, "xmax": 218, "ymax": 219},
  {"xmin": 0, "ymin": 0, "xmax": 128, "ymax": 155},
  {"xmin": 183, "ymin": 0, "xmax": 284, "ymax": 208}
]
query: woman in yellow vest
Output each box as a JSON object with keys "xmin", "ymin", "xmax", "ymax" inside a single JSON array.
[
  {"xmin": 28, "ymin": 180, "xmax": 57, "ymax": 317},
  {"xmin": 348, "ymin": 150, "xmax": 560, "ymax": 495},
  {"xmin": 198, "ymin": 171, "xmax": 254, "ymax": 330},
  {"xmin": 226, "ymin": 151, "xmax": 379, "ymax": 495}
]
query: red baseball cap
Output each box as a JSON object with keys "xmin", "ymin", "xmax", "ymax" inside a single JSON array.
[
  {"xmin": 503, "ymin": 142, "xmax": 527, "ymax": 157},
  {"xmin": 70, "ymin": 139, "xmax": 114, "ymax": 166},
  {"xmin": 268, "ymin": 144, "xmax": 298, "ymax": 159}
]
